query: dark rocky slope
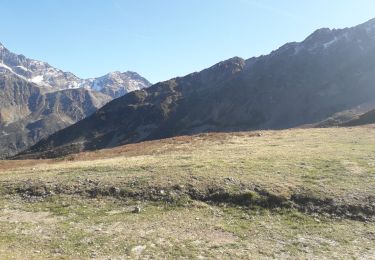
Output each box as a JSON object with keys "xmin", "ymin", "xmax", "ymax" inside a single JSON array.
[
  {"xmin": 0, "ymin": 71, "xmax": 110, "ymax": 158},
  {"xmin": 341, "ymin": 109, "xmax": 375, "ymax": 126},
  {"xmin": 0, "ymin": 43, "xmax": 150, "ymax": 158},
  {"xmin": 17, "ymin": 18, "xmax": 375, "ymax": 158}
]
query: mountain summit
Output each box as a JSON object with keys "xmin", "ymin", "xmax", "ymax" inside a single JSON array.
[
  {"xmin": 0, "ymin": 43, "xmax": 151, "ymax": 96},
  {"xmin": 17, "ymin": 18, "xmax": 375, "ymax": 158},
  {"xmin": 85, "ymin": 71, "xmax": 150, "ymax": 98}
]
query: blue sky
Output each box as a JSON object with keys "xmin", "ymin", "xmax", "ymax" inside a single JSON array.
[{"xmin": 0, "ymin": 0, "xmax": 374, "ymax": 83}]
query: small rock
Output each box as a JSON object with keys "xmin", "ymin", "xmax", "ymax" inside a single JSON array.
[
  {"xmin": 174, "ymin": 184, "xmax": 185, "ymax": 190},
  {"xmin": 132, "ymin": 206, "xmax": 142, "ymax": 213},
  {"xmin": 51, "ymin": 248, "xmax": 64, "ymax": 254},
  {"xmin": 131, "ymin": 245, "xmax": 146, "ymax": 255},
  {"xmin": 109, "ymin": 186, "xmax": 120, "ymax": 194},
  {"xmin": 224, "ymin": 177, "xmax": 236, "ymax": 183}
]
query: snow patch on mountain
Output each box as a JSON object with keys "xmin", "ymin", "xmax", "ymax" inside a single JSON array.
[
  {"xmin": 323, "ymin": 37, "xmax": 339, "ymax": 49},
  {"xmin": 31, "ymin": 75, "xmax": 44, "ymax": 84},
  {"xmin": 0, "ymin": 62, "xmax": 30, "ymax": 82},
  {"xmin": 83, "ymin": 71, "xmax": 151, "ymax": 98},
  {"xmin": 0, "ymin": 42, "xmax": 151, "ymax": 97},
  {"xmin": 15, "ymin": 65, "xmax": 29, "ymax": 72},
  {"xmin": 0, "ymin": 62, "xmax": 13, "ymax": 71}
]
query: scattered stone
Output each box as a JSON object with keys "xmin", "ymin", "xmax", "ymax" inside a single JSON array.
[
  {"xmin": 224, "ymin": 177, "xmax": 236, "ymax": 184},
  {"xmin": 51, "ymin": 248, "xmax": 64, "ymax": 254},
  {"xmin": 132, "ymin": 206, "xmax": 142, "ymax": 213},
  {"xmin": 109, "ymin": 186, "xmax": 120, "ymax": 194},
  {"xmin": 174, "ymin": 184, "xmax": 185, "ymax": 190},
  {"xmin": 131, "ymin": 245, "xmax": 146, "ymax": 255}
]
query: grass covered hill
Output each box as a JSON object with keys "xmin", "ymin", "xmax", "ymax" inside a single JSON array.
[{"xmin": 0, "ymin": 125, "xmax": 374, "ymax": 259}]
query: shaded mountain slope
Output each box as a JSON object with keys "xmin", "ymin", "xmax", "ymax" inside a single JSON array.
[
  {"xmin": 17, "ymin": 18, "xmax": 375, "ymax": 158},
  {"xmin": 0, "ymin": 71, "xmax": 110, "ymax": 158},
  {"xmin": 0, "ymin": 43, "xmax": 151, "ymax": 158},
  {"xmin": 341, "ymin": 109, "xmax": 375, "ymax": 126}
]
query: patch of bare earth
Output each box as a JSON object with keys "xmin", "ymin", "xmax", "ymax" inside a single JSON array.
[{"xmin": 0, "ymin": 209, "xmax": 62, "ymax": 224}]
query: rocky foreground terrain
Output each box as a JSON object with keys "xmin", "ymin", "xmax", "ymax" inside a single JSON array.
[{"xmin": 0, "ymin": 126, "xmax": 374, "ymax": 258}]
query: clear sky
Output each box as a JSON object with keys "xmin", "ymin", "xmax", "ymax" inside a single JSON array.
[{"xmin": 0, "ymin": 0, "xmax": 374, "ymax": 83}]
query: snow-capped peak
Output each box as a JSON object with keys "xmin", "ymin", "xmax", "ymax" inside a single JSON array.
[
  {"xmin": 84, "ymin": 71, "xmax": 151, "ymax": 98},
  {"xmin": 0, "ymin": 42, "xmax": 151, "ymax": 98}
]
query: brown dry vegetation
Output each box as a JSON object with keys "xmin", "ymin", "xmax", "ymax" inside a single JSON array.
[{"xmin": 0, "ymin": 126, "xmax": 374, "ymax": 259}]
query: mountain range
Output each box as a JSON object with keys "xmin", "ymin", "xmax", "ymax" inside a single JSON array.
[
  {"xmin": 15, "ymin": 18, "xmax": 375, "ymax": 159},
  {"xmin": 0, "ymin": 43, "xmax": 151, "ymax": 158}
]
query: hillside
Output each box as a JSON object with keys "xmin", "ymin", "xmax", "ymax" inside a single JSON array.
[
  {"xmin": 0, "ymin": 43, "xmax": 151, "ymax": 158},
  {"xmin": 0, "ymin": 126, "xmax": 374, "ymax": 258},
  {"xmin": 0, "ymin": 71, "xmax": 111, "ymax": 158},
  {"xmin": 341, "ymin": 109, "xmax": 375, "ymax": 126},
  {"xmin": 18, "ymin": 18, "xmax": 375, "ymax": 158}
]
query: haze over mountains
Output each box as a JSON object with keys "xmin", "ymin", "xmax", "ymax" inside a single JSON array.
[
  {"xmin": 15, "ymin": 18, "xmax": 375, "ymax": 159},
  {"xmin": 0, "ymin": 43, "xmax": 151, "ymax": 158}
]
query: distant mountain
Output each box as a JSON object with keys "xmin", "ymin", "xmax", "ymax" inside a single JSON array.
[
  {"xmin": 0, "ymin": 43, "xmax": 150, "ymax": 158},
  {"xmin": 0, "ymin": 42, "xmax": 82, "ymax": 90},
  {"xmin": 17, "ymin": 18, "xmax": 375, "ymax": 158},
  {"xmin": 0, "ymin": 43, "xmax": 151, "ymax": 97},
  {"xmin": 0, "ymin": 70, "xmax": 111, "ymax": 158},
  {"xmin": 84, "ymin": 71, "xmax": 150, "ymax": 98}
]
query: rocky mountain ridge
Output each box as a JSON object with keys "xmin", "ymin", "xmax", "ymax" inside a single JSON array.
[
  {"xmin": 0, "ymin": 42, "xmax": 151, "ymax": 97},
  {"xmin": 0, "ymin": 43, "xmax": 150, "ymax": 158},
  {"xmin": 17, "ymin": 18, "xmax": 375, "ymax": 158}
]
